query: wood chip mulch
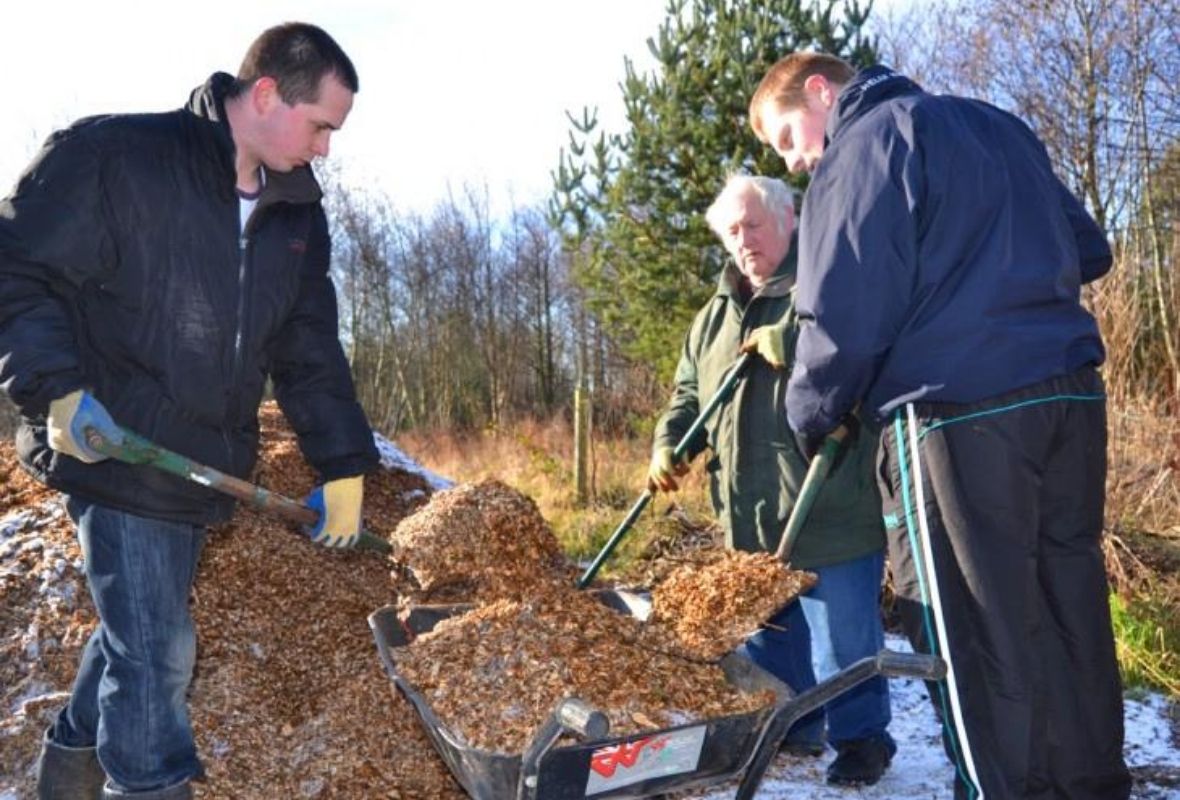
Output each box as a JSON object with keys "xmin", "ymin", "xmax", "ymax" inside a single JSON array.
[
  {"xmin": 2, "ymin": 406, "xmax": 814, "ymax": 798},
  {"xmin": 647, "ymin": 551, "xmax": 818, "ymax": 662},
  {"xmin": 1, "ymin": 403, "xmax": 465, "ymax": 799},
  {"xmin": 383, "ymin": 484, "xmax": 819, "ymax": 755}
]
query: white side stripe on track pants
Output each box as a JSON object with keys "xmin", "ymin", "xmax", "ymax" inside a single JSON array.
[{"xmin": 903, "ymin": 403, "xmax": 985, "ymax": 799}]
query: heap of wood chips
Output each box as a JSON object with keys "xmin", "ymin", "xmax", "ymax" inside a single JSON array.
[
  {"xmin": 648, "ymin": 552, "xmax": 818, "ymax": 662},
  {"xmin": 386, "ymin": 485, "xmax": 819, "ymax": 754},
  {"xmin": 387, "ymin": 479, "xmax": 575, "ymax": 602},
  {"xmin": 395, "ymin": 591, "xmax": 771, "ymax": 754},
  {"xmin": 2, "ymin": 405, "xmax": 814, "ymax": 798},
  {"xmin": 1, "ymin": 403, "xmax": 466, "ymax": 799}
]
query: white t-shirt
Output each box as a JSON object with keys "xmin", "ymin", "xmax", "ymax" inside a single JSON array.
[{"xmin": 237, "ymin": 169, "xmax": 265, "ymax": 234}]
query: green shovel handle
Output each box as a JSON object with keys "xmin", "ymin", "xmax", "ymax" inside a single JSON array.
[
  {"xmin": 84, "ymin": 425, "xmax": 392, "ymax": 554},
  {"xmin": 576, "ymin": 353, "xmax": 753, "ymax": 588},
  {"xmin": 774, "ymin": 423, "xmax": 849, "ymax": 563}
]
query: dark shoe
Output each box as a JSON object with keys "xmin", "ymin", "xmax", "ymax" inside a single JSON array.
[
  {"xmin": 36, "ymin": 728, "xmax": 106, "ymax": 800},
  {"xmin": 826, "ymin": 735, "xmax": 897, "ymax": 786}
]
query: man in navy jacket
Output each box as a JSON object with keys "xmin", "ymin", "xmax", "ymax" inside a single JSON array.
[{"xmin": 748, "ymin": 53, "xmax": 1130, "ymax": 799}]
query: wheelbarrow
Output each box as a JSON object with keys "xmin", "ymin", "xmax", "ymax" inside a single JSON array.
[{"xmin": 368, "ymin": 590, "xmax": 945, "ymax": 799}]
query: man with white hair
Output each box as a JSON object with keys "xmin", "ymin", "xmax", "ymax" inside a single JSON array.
[{"xmin": 648, "ymin": 174, "xmax": 896, "ymax": 785}]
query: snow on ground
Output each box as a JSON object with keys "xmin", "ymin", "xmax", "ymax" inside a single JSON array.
[
  {"xmin": 374, "ymin": 433, "xmax": 455, "ymax": 492},
  {"xmin": 689, "ymin": 635, "xmax": 1180, "ymax": 799}
]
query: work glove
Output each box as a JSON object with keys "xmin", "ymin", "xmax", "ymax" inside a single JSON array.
[
  {"xmin": 647, "ymin": 445, "xmax": 690, "ymax": 493},
  {"xmin": 740, "ymin": 324, "xmax": 790, "ymax": 369},
  {"xmin": 46, "ymin": 389, "xmax": 119, "ymax": 463},
  {"xmin": 304, "ymin": 475, "xmax": 364, "ymax": 548}
]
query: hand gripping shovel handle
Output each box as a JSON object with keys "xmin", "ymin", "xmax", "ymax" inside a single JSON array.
[
  {"xmin": 774, "ymin": 423, "xmax": 849, "ymax": 563},
  {"xmin": 83, "ymin": 425, "xmax": 392, "ymax": 554},
  {"xmin": 576, "ymin": 353, "xmax": 753, "ymax": 589}
]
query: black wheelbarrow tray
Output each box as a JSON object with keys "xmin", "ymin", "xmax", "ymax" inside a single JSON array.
[{"xmin": 367, "ymin": 590, "xmax": 946, "ymax": 800}]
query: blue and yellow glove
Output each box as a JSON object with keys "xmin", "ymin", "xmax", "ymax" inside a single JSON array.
[
  {"xmin": 304, "ymin": 476, "xmax": 364, "ymax": 548},
  {"xmin": 46, "ymin": 390, "xmax": 120, "ymax": 463},
  {"xmin": 740, "ymin": 323, "xmax": 790, "ymax": 369}
]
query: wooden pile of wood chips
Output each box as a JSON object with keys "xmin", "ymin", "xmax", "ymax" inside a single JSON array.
[
  {"xmin": 1, "ymin": 404, "xmax": 466, "ymax": 799},
  {"xmin": 647, "ymin": 551, "xmax": 818, "ymax": 662},
  {"xmin": 384, "ymin": 485, "xmax": 821, "ymax": 754},
  {"xmin": 395, "ymin": 590, "xmax": 774, "ymax": 753},
  {"xmin": 387, "ymin": 480, "xmax": 574, "ymax": 602},
  {"xmin": 2, "ymin": 406, "xmax": 812, "ymax": 797}
]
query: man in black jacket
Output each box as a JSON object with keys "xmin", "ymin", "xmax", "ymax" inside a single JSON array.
[
  {"xmin": 0, "ymin": 23, "xmax": 378, "ymax": 800},
  {"xmin": 747, "ymin": 53, "xmax": 1131, "ymax": 799}
]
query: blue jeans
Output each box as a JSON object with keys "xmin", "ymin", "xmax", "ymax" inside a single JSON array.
[
  {"xmin": 53, "ymin": 498, "xmax": 206, "ymax": 793},
  {"xmin": 741, "ymin": 550, "xmax": 891, "ymax": 747}
]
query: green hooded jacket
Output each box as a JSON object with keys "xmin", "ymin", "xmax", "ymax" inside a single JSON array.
[{"xmin": 653, "ymin": 254, "xmax": 884, "ymax": 569}]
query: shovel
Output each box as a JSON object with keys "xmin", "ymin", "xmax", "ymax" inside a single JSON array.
[
  {"xmin": 575, "ymin": 353, "xmax": 752, "ymax": 589},
  {"xmin": 774, "ymin": 422, "xmax": 850, "ymax": 564},
  {"xmin": 83, "ymin": 425, "xmax": 393, "ymax": 553},
  {"xmin": 626, "ymin": 421, "xmax": 852, "ymax": 665}
]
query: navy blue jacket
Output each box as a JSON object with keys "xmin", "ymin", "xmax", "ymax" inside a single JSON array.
[
  {"xmin": 0, "ymin": 73, "xmax": 378, "ymax": 524},
  {"xmin": 786, "ymin": 67, "xmax": 1110, "ymax": 437}
]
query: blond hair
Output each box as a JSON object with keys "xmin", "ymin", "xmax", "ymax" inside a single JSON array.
[{"xmin": 749, "ymin": 52, "xmax": 855, "ymax": 140}]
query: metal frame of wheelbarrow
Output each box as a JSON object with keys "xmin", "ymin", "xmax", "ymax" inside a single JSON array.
[{"xmin": 368, "ymin": 592, "xmax": 946, "ymax": 800}]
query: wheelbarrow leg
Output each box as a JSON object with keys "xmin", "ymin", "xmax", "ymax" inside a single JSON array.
[{"xmin": 735, "ymin": 650, "xmax": 945, "ymax": 799}]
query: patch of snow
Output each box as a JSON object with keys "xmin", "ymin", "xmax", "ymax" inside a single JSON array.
[
  {"xmin": 373, "ymin": 433, "xmax": 454, "ymax": 492},
  {"xmin": 7, "ymin": 682, "xmax": 55, "ymax": 717},
  {"xmin": 0, "ymin": 500, "xmax": 63, "ymax": 541},
  {"xmin": 299, "ymin": 777, "xmax": 326, "ymax": 796},
  {"xmin": 688, "ymin": 634, "xmax": 1179, "ymax": 799}
]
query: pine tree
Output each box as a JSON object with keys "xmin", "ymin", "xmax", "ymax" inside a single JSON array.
[{"xmin": 551, "ymin": 0, "xmax": 877, "ymax": 381}]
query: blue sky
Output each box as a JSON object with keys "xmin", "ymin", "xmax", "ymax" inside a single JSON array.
[
  {"xmin": 0, "ymin": 0, "xmax": 669, "ymax": 217},
  {"xmin": 1, "ymin": 0, "xmax": 910, "ymax": 219}
]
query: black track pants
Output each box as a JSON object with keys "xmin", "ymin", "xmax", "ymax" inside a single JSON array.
[{"xmin": 877, "ymin": 367, "xmax": 1131, "ymax": 800}]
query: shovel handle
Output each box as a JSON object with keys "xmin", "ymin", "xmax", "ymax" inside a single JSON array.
[
  {"xmin": 84, "ymin": 425, "xmax": 392, "ymax": 553},
  {"xmin": 774, "ymin": 423, "xmax": 849, "ymax": 563},
  {"xmin": 576, "ymin": 353, "xmax": 752, "ymax": 588}
]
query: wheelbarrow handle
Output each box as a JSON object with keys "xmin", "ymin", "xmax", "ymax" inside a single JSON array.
[
  {"xmin": 576, "ymin": 353, "xmax": 753, "ymax": 589},
  {"xmin": 84, "ymin": 425, "xmax": 392, "ymax": 554}
]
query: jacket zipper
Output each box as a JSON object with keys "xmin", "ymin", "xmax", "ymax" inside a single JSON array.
[
  {"xmin": 235, "ymin": 232, "xmax": 249, "ymax": 380},
  {"xmin": 222, "ymin": 230, "xmax": 250, "ymax": 473}
]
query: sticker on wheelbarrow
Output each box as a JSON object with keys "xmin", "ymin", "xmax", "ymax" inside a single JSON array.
[{"xmin": 584, "ymin": 725, "xmax": 706, "ymax": 795}]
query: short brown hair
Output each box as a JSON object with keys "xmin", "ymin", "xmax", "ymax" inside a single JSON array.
[
  {"xmin": 233, "ymin": 22, "xmax": 359, "ymax": 105},
  {"xmin": 749, "ymin": 52, "xmax": 855, "ymax": 140}
]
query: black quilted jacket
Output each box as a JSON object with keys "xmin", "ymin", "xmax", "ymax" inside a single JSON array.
[{"xmin": 0, "ymin": 72, "xmax": 378, "ymax": 524}]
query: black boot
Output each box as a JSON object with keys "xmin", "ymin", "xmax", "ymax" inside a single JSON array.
[
  {"xmin": 36, "ymin": 728, "xmax": 106, "ymax": 800},
  {"xmin": 826, "ymin": 734, "xmax": 897, "ymax": 786}
]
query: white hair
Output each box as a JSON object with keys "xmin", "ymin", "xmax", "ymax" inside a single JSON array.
[{"xmin": 705, "ymin": 174, "xmax": 795, "ymax": 242}]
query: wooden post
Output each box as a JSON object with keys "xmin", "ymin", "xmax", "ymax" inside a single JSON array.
[{"xmin": 574, "ymin": 383, "xmax": 591, "ymax": 506}]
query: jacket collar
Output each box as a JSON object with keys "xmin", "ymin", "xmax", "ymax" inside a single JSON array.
[
  {"xmin": 185, "ymin": 72, "xmax": 322, "ymax": 207},
  {"xmin": 717, "ymin": 235, "xmax": 798, "ymax": 302},
  {"xmin": 826, "ymin": 65, "xmax": 922, "ymax": 144}
]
